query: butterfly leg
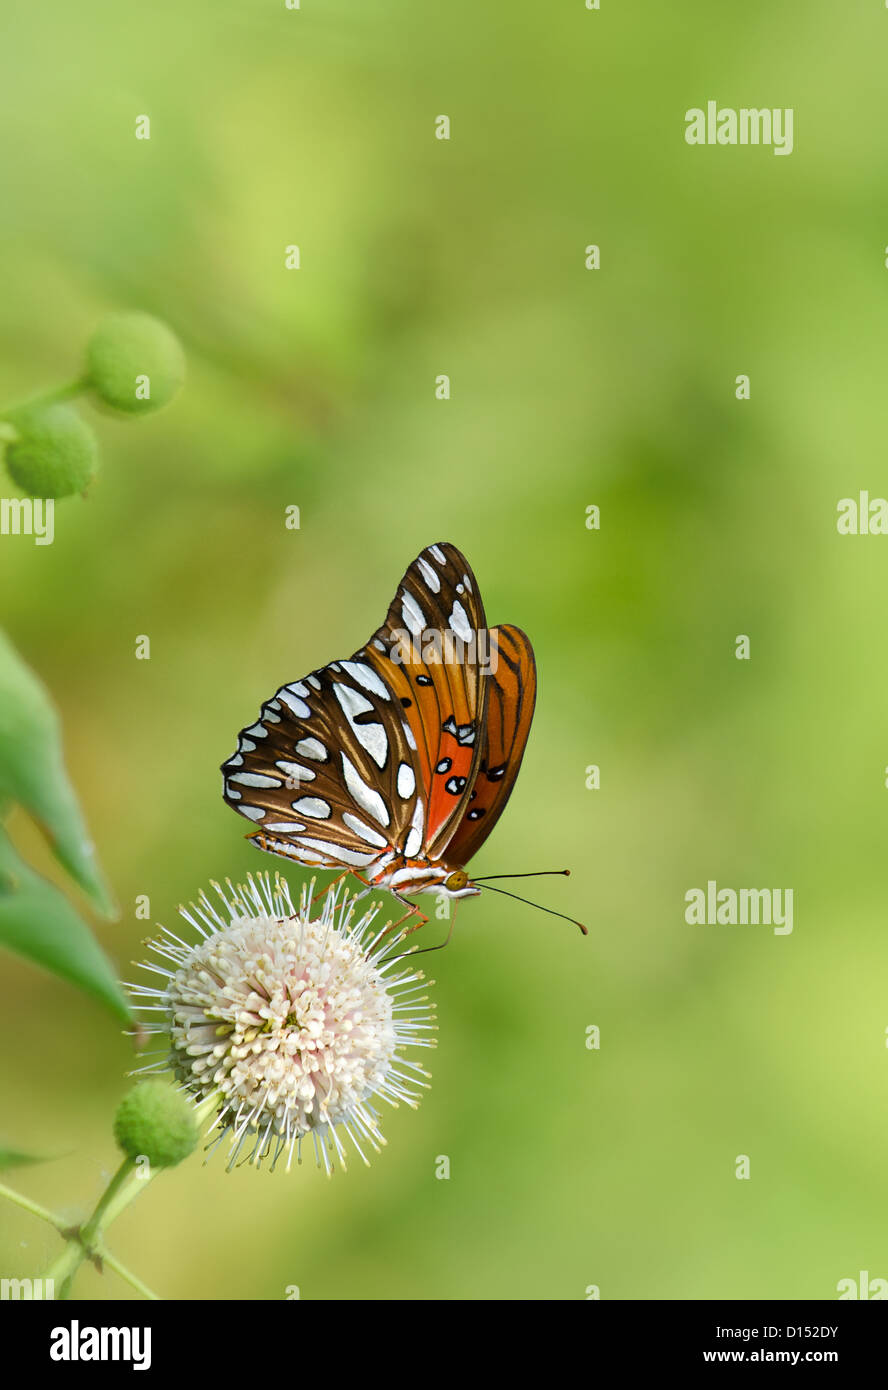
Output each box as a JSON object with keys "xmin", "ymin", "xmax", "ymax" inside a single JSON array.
[
  {"xmin": 403, "ymin": 897, "xmax": 460, "ymax": 957},
  {"xmin": 308, "ymin": 871, "xmax": 351, "ymax": 909},
  {"xmin": 379, "ymin": 897, "xmax": 458, "ymax": 963},
  {"xmin": 346, "ymin": 871, "xmax": 374, "ymax": 906},
  {"xmin": 313, "ymin": 870, "xmax": 379, "ymax": 916},
  {"xmin": 311, "ymin": 867, "xmax": 379, "ymax": 905},
  {"xmin": 378, "ymin": 896, "xmax": 429, "ymax": 944}
]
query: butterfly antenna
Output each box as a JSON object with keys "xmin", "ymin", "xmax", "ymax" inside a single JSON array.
[
  {"xmin": 477, "ymin": 882, "xmax": 588, "ymax": 935},
  {"xmin": 473, "ymin": 869, "xmax": 571, "ymax": 882}
]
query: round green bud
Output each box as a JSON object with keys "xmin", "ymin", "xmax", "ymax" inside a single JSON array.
[
  {"xmin": 3, "ymin": 403, "xmax": 98, "ymax": 499},
  {"xmin": 87, "ymin": 312, "xmax": 185, "ymax": 415},
  {"xmin": 113, "ymin": 1081, "xmax": 198, "ymax": 1169}
]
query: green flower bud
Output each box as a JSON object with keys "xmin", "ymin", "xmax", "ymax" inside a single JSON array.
[
  {"xmin": 113, "ymin": 1081, "xmax": 198, "ymax": 1169},
  {"xmin": 87, "ymin": 312, "xmax": 185, "ymax": 415},
  {"xmin": 3, "ymin": 403, "xmax": 98, "ymax": 498}
]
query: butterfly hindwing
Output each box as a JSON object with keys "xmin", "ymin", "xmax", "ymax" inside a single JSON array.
[
  {"xmin": 221, "ymin": 658, "xmax": 423, "ymax": 871},
  {"xmin": 441, "ymin": 624, "xmax": 536, "ymax": 867}
]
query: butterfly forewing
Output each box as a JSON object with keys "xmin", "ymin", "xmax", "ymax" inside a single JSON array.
[
  {"xmin": 360, "ymin": 542, "xmax": 490, "ymax": 860},
  {"xmin": 221, "ymin": 543, "xmax": 534, "ymax": 892},
  {"xmin": 442, "ymin": 624, "xmax": 536, "ymax": 867}
]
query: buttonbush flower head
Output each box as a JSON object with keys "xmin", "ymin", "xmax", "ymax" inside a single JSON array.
[{"xmin": 128, "ymin": 874, "xmax": 435, "ymax": 1174}]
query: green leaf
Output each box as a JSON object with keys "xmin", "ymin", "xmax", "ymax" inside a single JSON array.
[
  {"xmin": 0, "ymin": 1148, "xmax": 50, "ymax": 1170},
  {"xmin": 0, "ymin": 630, "xmax": 114, "ymax": 916},
  {"xmin": 0, "ymin": 831, "xmax": 131, "ymax": 1023}
]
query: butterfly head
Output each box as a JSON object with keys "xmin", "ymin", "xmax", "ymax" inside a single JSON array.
[
  {"xmin": 441, "ymin": 867, "xmax": 480, "ymax": 899},
  {"xmin": 392, "ymin": 863, "xmax": 481, "ymax": 899}
]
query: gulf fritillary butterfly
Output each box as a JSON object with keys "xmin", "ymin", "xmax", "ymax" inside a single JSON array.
[{"xmin": 221, "ymin": 542, "xmax": 586, "ymax": 936}]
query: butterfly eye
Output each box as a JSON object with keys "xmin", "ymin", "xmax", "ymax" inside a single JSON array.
[{"xmin": 445, "ymin": 870, "xmax": 468, "ymax": 892}]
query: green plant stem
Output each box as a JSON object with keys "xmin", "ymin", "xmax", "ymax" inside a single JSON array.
[
  {"xmin": 40, "ymin": 1090, "xmax": 221, "ymax": 1300},
  {"xmin": 97, "ymin": 1245, "xmax": 160, "ymax": 1301},
  {"xmin": 0, "ymin": 376, "xmax": 90, "ymax": 420},
  {"xmin": 0, "ymin": 1178, "xmax": 65, "ymax": 1230},
  {"xmin": 42, "ymin": 1157, "xmax": 149, "ymax": 1299},
  {"xmin": 82, "ymin": 1156, "xmax": 146, "ymax": 1245}
]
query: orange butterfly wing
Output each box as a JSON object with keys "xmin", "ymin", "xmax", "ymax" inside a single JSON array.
[
  {"xmin": 441, "ymin": 624, "xmax": 536, "ymax": 869},
  {"xmin": 360, "ymin": 542, "xmax": 489, "ymax": 860},
  {"xmin": 221, "ymin": 544, "xmax": 534, "ymax": 883}
]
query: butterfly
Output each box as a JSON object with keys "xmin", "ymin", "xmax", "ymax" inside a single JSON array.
[{"xmin": 221, "ymin": 542, "xmax": 586, "ymax": 935}]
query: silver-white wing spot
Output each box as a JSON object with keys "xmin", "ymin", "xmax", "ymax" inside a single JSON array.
[
  {"xmin": 295, "ymin": 737, "xmax": 327, "ymax": 761},
  {"xmin": 265, "ymin": 821, "xmax": 307, "ymax": 833},
  {"xmin": 240, "ymin": 805, "xmax": 267, "ymax": 822},
  {"xmin": 418, "ymin": 556, "xmax": 441, "ymax": 593},
  {"xmin": 450, "ymin": 600, "xmax": 472, "ymax": 643},
  {"xmin": 226, "ymin": 753, "xmax": 244, "ymax": 768},
  {"xmin": 401, "ymin": 721, "xmax": 417, "ymax": 751},
  {"xmin": 429, "ymin": 544, "xmax": 447, "ymax": 565},
  {"xmin": 244, "ymin": 723, "xmax": 268, "ymax": 739},
  {"xmin": 334, "ymin": 681, "xmax": 372, "ymax": 719},
  {"xmin": 292, "ymin": 797, "xmax": 332, "ymax": 819},
  {"xmin": 340, "ymin": 660, "xmax": 390, "ymax": 700},
  {"xmin": 342, "ymin": 813, "xmax": 389, "ymax": 849},
  {"xmin": 333, "ymin": 681, "xmax": 387, "ymax": 768},
  {"xmin": 462, "ymin": 572, "xmax": 473, "ymax": 592},
  {"xmin": 404, "ymin": 798, "xmax": 425, "ymax": 858},
  {"xmin": 275, "ymin": 760, "xmax": 316, "ymax": 783},
  {"xmin": 277, "ymin": 688, "xmax": 311, "ymax": 718},
  {"xmin": 308, "ymin": 675, "xmax": 322, "ymax": 691},
  {"xmin": 401, "ymin": 591, "xmax": 426, "ymax": 638},
  {"xmin": 341, "ymin": 753, "xmax": 390, "ymax": 827},
  {"xmin": 238, "ymin": 736, "xmax": 257, "ymax": 752},
  {"xmin": 227, "ymin": 771, "xmax": 281, "ymax": 788},
  {"xmin": 284, "ymin": 842, "xmax": 332, "ymax": 865},
  {"xmin": 397, "ymin": 762, "xmax": 416, "ymax": 798},
  {"xmin": 297, "ymin": 837, "xmax": 376, "ymax": 868}
]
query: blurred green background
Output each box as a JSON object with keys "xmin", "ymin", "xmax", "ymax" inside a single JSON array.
[{"xmin": 1, "ymin": 0, "xmax": 887, "ymax": 1299}]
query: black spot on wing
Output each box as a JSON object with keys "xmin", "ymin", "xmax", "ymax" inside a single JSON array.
[{"xmin": 442, "ymin": 715, "xmax": 476, "ymax": 746}]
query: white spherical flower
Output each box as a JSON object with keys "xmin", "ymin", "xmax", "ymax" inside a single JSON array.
[{"xmin": 127, "ymin": 874, "xmax": 436, "ymax": 1173}]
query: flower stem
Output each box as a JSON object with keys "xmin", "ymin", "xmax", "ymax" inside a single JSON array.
[
  {"xmin": 0, "ymin": 376, "xmax": 90, "ymax": 419},
  {"xmin": 97, "ymin": 1245, "xmax": 160, "ymax": 1301},
  {"xmin": 43, "ymin": 1233, "xmax": 91, "ymax": 1301},
  {"xmin": 0, "ymin": 1178, "xmax": 66, "ymax": 1231},
  {"xmin": 40, "ymin": 1091, "xmax": 221, "ymax": 1300},
  {"xmin": 42, "ymin": 1157, "xmax": 149, "ymax": 1299},
  {"xmin": 81, "ymin": 1157, "xmax": 146, "ymax": 1246}
]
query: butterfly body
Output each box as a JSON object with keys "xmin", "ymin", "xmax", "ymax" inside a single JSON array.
[
  {"xmin": 222, "ymin": 543, "xmax": 536, "ymax": 916},
  {"xmin": 249, "ymin": 833, "xmax": 478, "ymax": 900}
]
